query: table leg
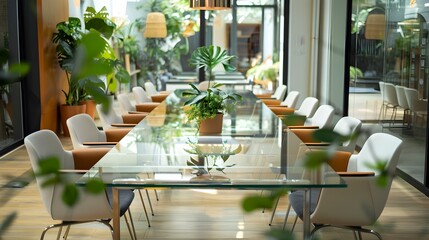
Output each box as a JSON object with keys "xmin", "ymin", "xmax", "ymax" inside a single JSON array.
[
  {"xmin": 303, "ymin": 189, "xmax": 310, "ymax": 240},
  {"xmin": 113, "ymin": 187, "xmax": 120, "ymax": 240}
]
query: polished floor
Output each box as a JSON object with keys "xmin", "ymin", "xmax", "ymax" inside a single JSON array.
[{"xmin": 1, "ymin": 136, "xmax": 429, "ymax": 240}]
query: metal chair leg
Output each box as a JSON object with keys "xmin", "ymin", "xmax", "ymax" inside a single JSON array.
[
  {"xmin": 123, "ymin": 211, "xmax": 135, "ymax": 240},
  {"xmin": 154, "ymin": 189, "xmax": 160, "ymax": 201},
  {"xmin": 62, "ymin": 226, "xmax": 71, "ymax": 240},
  {"xmin": 282, "ymin": 204, "xmax": 292, "ymax": 230},
  {"xmin": 145, "ymin": 189, "xmax": 155, "ymax": 216},
  {"xmin": 127, "ymin": 209, "xmax": 137, "ymax": 240},
  {"xmin": 268, "ymin": 196, "xmax": 280, "ymax": 226},
  {"xmin": 138, "ymin": 189, "xmax": 151, "ymax": 227},
  {"xmin": 55, "ymin": 226, "xmax": 63, "ymax": 240}
]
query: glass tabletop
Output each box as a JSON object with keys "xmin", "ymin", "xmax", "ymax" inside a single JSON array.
[{"xmin": 77, "ymin": 90, "xmax": 345, "ymax": 189}]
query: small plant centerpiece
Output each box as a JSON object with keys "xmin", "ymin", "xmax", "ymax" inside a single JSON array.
[{"xmin": 182, "ymin": 45, "xmax": 242, "ymax": 135}]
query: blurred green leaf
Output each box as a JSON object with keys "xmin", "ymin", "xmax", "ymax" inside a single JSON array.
[
  {"xmin": 282, "ymin": 115, "xmax": 306, "ymax": 126},
  {"xmin": 8, "ymin": 63, "xmax": 30, "ymax": 75},
  {"xmin": 85, "ymin": 178, "xmax": 105, "ymax": 194},
  {"xmin": 37, "ymin": 156, "xmax": 61, "ymax": 175},
  {"xmin": 241, "ymin": 190, "xmax": 288, "ymax": 213},
  {"xmin": 304, "ymin": 151, "xmax": 330, "ymax": 169},
  {"xmin": 265, "ymin": 228, "xmax": 295, "ymax": 240},
  {"xmin": 62, "ymin": 184, "xmax": 79, "ymax": 207}
]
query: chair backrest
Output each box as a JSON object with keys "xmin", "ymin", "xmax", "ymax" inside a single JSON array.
[
  {"xmin": 24, "ymin": 130, "xmax": 113, "ymax": 221},
  {"xmin": 132, "ymin": 86, "xmax": 152, "ymax": 104},
  {"xmin": 144, "ymin": 81, "xmax": 158, "ymax": 96},
  {"xmin": 404, "ymin": 87, "xmax": 420, "ymax": 111},
  {"xmin": 333, "ymin": 116, "xmax": 362, "ymax": 153},
  {"xmin": 281, "ymin": 91, "xmax": 300, "ymax": 108},
  {"xmin": 311, "ymin": 133, "xmax": 402, "ymax": 227},
  {"xmin": 96, "ymin": 104, "xmax": 123, "ymax": 130},
  {"xmin": 24, "ymin": 130, "xmax": 74, "ymax": 216},
  {"xmin": 294, "ymin": 97, "xmax": 319, "ymax": 118},
  {"xmin": 394, "ymin": 85, "xmax": 409, "ymax": 110},
  {"xmin": 305, "ymin": 105, "xmax": 335, "ymax": 128},
  {"xmin": 384, "ymin": 82, "xmax": 399, "ymax": 106},
  {"xmin": 117, "ymin": 93, "xmax": 136, "ymax": 113},
  {"xmin": 272, "ymin": 85, "xmax": 287, "ymax": 101},
  {"xmin": 379, "ymin": 81, "xmax": 386, "ymax": 103},
  {"xmin": 67, "ymin": 114, "xmax": 106, "ymax": 149}
]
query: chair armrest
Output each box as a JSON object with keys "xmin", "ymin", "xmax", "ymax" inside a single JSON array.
[
  {"xmin": 269, "ymin": 107, "xmax": 295, "ymax": 116},
  {"xmin": 261, "ymin": 99, "xmax": 282, "ymax": 106},
  {"xmin": 111, "ymin": 123, "xmax": 136, "ymax": 128},
  {"xmin": 128, "ymin": 111, "xmax": 146, "ymax": 114},
  {"xmin": 122, "ymin": 113, "xmax": 147, "ymax": 124},
  {"xmin": 83, "ymin": 142, "xmax": 117, "ymax": 146},
  {"xmin": 151, "ymin": 94, "xmax": 169, "ymax": 102},
  {"xmin": 254, "ymin": 93, "xmax": 273, "ymax": 99},
  {"xmin": 287, "ymin": 126, "xmax": 319, "ymax": 129},
  {"xmin": 337, "ymin": 172, "xmax": 375, "ymax": 177},
  {"xmin": 105, "ymin": 128, "xmax": 131, "ymax": 142},
  {"xmin": 136, "ymin": 102, "xmax": 160, "ymax": 112},
  {"xmin": 306, "ymin": 143, "xmax": 330, "ymax": 146},
  {"xmin": 289, "ymin": 128, "xmax": 317, "ymax": 143},
  {"xmin": 72, "ymin": 148, "xmax": 111, "ymax": 170}
]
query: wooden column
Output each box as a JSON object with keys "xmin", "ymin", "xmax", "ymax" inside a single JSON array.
[{"xmin": 37, "ymin": 0, "xmax": 69, "ymax": 132}]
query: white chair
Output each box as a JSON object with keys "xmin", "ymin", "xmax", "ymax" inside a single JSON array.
[
  {"xmin": 117, "ymin": 93, "xmax": 136, "ymax": 114},
  {"xmin": 270, "ymin": 116, "xmax": 362, "ymax": 227},
  {"xmin": 96, "ymin": 104, "xmax": 146, "ymax": 130},
  {"xmin": 67, "ymin": 114, "xmax": 131, "ymax": 149},
  {"xmin": 289, "ymin": 133, "xmax": 403, "ymax": 239},
  {"xmin": 132, "ymin": 86, "xmax": 152, "ymax": 104},
  {"xmin": 303, "ymin": 105, "xmax": 335, "ymax": 129},
  {"xmin": 394, "ymin": 85, "xmax": 410, "ymax": 126},
  {"xmin": 66, "ymin": 114, "xmax": 154, "ymax": 226},
  {"xmin": 280, "ymin": 91, "xmax": 300, "ymax": 108},
  {"xmin": 24, "ymin": 130, "xmax": 137, "ymax": 240},
  {"xmin": 382, "ymin": 83, "xmax": 400, "ymax": 124},
  {"xmin": 404, "ymin": 87, "xmax": 428, "ymax": 127},
  {"xmin": 294, "ymin": 97, "xmax": 319, "ymax": 118},
  {"xmin": 144, "ymin": 81, "xmax": 158, "ymax": 96},
  {"xmin": 272, "ymin": 84, "xmax": 287, "ymax": 101}
]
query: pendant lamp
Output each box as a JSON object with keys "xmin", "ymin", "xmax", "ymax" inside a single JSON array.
[
  {"xmin": 144, "ymin": 12, "xmax": 167, "ymax": 38},
  {"xmin": 190, "ymin": 0, "xmax": 231, "ymax": 10}
]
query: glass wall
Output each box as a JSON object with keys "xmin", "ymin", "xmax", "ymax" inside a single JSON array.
[
  {"xmin": 0, "ymin": 0, "xmax": 24, "ymax": 154},
  {"xmin": 348, "ymin": 0, "xmax": 428, "ymax": 186}
]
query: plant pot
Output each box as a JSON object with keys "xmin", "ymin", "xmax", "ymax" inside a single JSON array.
[
  {"xmin": 60, "ymin": 104, "xmax": 86, "ymax": 137},
  {"xmin": 199, "ymin": 113, "xmax": 223, "ymax": 135},
  {"xmin": 82, "ymin": 99, "xmax": 96, "ymax": 119}
]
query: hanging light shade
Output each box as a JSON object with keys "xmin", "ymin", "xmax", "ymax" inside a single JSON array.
[
  {"xmin": 190, "ymin": 0, "xmax": 231, "ymax": 10},
  {"xmin": 144, "ymin": 12, "xmax": 167, "ymax": 38}
]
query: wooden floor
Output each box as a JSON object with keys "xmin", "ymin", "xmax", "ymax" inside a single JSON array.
[{"xmin": 1, "ymin": 136, "xmax": 429, "ymax": 240}]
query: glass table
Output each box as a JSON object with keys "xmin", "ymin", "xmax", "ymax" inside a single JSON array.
[{"xmin": 77, "ymin": 90, "xmax": 346, "ymax": 240}]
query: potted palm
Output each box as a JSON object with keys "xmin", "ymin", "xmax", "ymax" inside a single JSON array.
[{"xmin": 183, "ymin": 45, "xmax": 241, "ymax": 135}]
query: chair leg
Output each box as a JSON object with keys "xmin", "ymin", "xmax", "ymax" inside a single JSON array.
[
  {"xmin": 123, "ymin": 211, "xmax": 135, "ymax": 240},
  {"xmin": 55, "ymin": 226, "xmax": 63, "ymax": 240},
  {"xmin": 63, "ymin": 226, "xmax": 71, "ymax": 240},
  {"xmin": 282, "ymin": 204, "xmax": 292, "ymax": 230},
  {"xmin": 268, "ymin": 196, "xmax": 280, "ymax": 226},
  {"xmin": 145, "ymin": 189, "xmax": 155, "ymax": 216},
  {"xmin": 127, "ymin": 209, "xmax": 137, "ymax": 240},
  {"xmin": 138, "ymin": 189, "xmax": 151, "ymax": 227},
  {"xmin": 154, "ymin": 189, "xmax": 160, "ymax": 201}
]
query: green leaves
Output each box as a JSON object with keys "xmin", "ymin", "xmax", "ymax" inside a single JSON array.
[
  {"xmin": 189, "ymin": 45, "xmax": 236, "ymax": 81},
  {"xmin": 62, "ymin": 183, "xmax": 79, "ymax": 207},
  {"xmin": 84, "ymin": 7, "xmax": 116, "ymax": 39},
  {"xmin": 241, "ymin": 189, "xmax": 288, "ymax": 212}
]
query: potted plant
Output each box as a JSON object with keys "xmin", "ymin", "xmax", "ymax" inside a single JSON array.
[{"xmin": 183, "ymin": 45, "xmax": 241, "ymax": 135}]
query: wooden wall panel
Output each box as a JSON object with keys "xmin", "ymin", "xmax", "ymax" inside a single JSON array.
[{"xmin": 37, "ymin": 0, "xmax": 68, "ymax": 132}]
